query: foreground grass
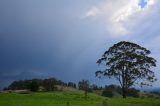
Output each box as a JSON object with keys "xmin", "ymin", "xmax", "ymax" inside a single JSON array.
[
  {"xmin": 0, "ymin": 91, "xmax": 102, "ymax": 106},
  {"xmin": 108, "ymin": 98, "xmax": 160, "ymax": 106},
  {"xmin": 0, "ymin": 91, "xmax": 160, "ymax": 106}
]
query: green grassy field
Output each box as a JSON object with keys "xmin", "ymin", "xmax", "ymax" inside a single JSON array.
[{"xmin": 0, "ymin": 91, "xmax": 160, "ymax": 106}]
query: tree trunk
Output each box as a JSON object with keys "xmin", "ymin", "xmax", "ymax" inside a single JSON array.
[{"xmin": 122, "ymin": 87, "xmax": 127, "ymax": 98}]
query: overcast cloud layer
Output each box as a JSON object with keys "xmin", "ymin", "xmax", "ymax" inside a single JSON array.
[{"xmin": 0, "ymin": 0, "xmax": 160, "ymax": 89}]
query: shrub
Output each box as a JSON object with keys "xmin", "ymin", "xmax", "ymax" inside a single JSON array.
[
  {"xmin": 127, "ymin": 88, "xmax": 139, "ymax": 97},
  {"xmin": 102, "ymin": 89, "xmax": 114, "ymax": 97}
]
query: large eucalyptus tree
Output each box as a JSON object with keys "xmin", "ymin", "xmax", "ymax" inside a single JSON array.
[{"xmin": 96, "ymin": 41, "xmax": 157, "ymax": 98}]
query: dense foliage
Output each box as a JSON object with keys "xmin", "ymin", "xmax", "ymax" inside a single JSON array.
[{"xmin": 28, "ymin": 80, "xmax": 39, "ymax": 92}]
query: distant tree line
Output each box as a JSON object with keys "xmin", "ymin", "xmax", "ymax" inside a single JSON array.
[
  {"xmin": 5, "ymin": 79, "xmax": 95, "ymax": 94},
  {"xmin": 4, "ymin": 78, "xmax": 76, "ymax": 92},
  {"xmin": 4, "ymin": 78, "xmax": 140, "ymax": 98}
]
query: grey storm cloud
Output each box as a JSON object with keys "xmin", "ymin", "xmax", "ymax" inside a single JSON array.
[{"xmin": 0, "ymin": 0, "xmax": 112, "ymax": 89}]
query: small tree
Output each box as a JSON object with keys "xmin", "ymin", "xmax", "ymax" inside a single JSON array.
[
  {"xmin": 78, "ymin": 80, "xmax": 89, "ymax": 97},
  {"xmin": 96, "ymin": 41, "xmax": 157, "ymax": 98}
]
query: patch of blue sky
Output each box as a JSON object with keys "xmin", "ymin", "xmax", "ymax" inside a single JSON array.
[{"xmin": 139, "ymin": 0, "xmax": 148, "ymax": 8}]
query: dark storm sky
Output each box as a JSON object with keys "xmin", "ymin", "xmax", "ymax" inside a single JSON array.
[{"xmin": 0, "ymin": 0, "xmax": 160, "ymax": 89}]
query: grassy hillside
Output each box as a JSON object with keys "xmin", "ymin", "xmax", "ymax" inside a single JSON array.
[{"xmin": 0, "ymin": 91, "xmax": 160, "ymax": 106}]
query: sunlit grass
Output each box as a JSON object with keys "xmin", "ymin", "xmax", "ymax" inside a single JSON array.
[{"xmin": 0, "ymin": 92, "xmax": 160, "ymax": 106}]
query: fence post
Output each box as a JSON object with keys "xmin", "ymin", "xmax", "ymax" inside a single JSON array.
[{"xmin": 67, "ymin": 102, "xmax": 69, "ymax": 106}]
